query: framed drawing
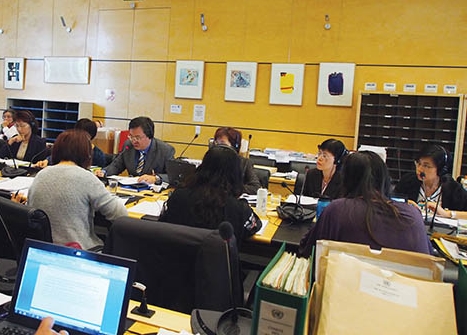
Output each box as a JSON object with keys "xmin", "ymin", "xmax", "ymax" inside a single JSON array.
[
  {"xmin": 317, "ymin": 62, "xmax": 356, "ymax": 106},
  {"xmin": 44, "ymin": 57, "xmax": 90, "ymax": 84},
  {"xmin": 4, "ymin": 58, "xmax": 25, "ymax": 90},
  {"xmin": 175, "ymin": 60, "xmax": 205, "ymax": 99},
  {"xmin": 224, "ymin": 62, "xmax": 257, "ymax": 102},
  {"xmin": 269, "ymin": 63, "xmax": 305, "ymax": 106}
]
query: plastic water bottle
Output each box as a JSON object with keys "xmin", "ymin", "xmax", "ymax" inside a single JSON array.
[
  {"xmin": 316, "ymin": 197, "xmax": 331, "ymax": 220},
  {"xmin": 256, "ymin": 188, "xmax": 268, "ymax": 217}
]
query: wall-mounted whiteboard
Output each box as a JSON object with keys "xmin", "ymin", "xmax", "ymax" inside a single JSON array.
[{"xmin": 44, "ymin": 57, "xmax": 90, "ymax": 84}]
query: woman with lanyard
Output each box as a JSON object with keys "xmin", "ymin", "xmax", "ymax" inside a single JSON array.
[
  {"xmin": 301, "ymin": 138, "xmax": 348, "ymax": 199},
  {"xmin": 394, "ymin": 144, "xmax": 467, "ymax": 219}
]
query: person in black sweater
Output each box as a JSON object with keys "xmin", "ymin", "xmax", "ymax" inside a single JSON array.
[
  {"xmin": 159, "ymin": 145, "xmax": 261, "ymax": 248},
  {"xmin": 394, "ymin": 144, "xmax": 467, "ymax": 214},
  {"xmin": 302, "ymin": 138, "xmax": 348, "ymax": 199}
]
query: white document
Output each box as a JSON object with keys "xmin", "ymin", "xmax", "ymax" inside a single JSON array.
[
  {"xmin": 107, "ymin": 176, "xmax": 141, "ymax": 185},
  {"xmin": 127, "ymin": 200, "xmax": 165, "ymax": 217},
  {"xmin": 0, "ymin": 176, "xmax": 35, "ymax": 191},
  {"xmin": 255, "ymin": 219, "xmax": 269, "ymax": 235},
  {"xmin": 284, "ymin": 195, "xmax": 318, "ymax": 206},
  {"xmin": 0, "ymin": 158, "xmax": 30, "ymax": 167}
]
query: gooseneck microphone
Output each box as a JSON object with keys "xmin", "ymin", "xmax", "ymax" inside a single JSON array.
[
  {"xmin": 298, "ymin": 166, "xmax": 310, "ymax": 205},
  {"xmin": 218, "ymin": 221, "xmax": 238, "ymax": 323},
  {"xmin": 1, "ymin": 142, "xmax": 28, "ymax": 177},
  {"xmin": 420, "ymin": 172, "xmax": 428, "ymax": 222},
  {"xmin": 28, "ymin": 147, "xmax": 50, "ymax": 168},
  {"xmin": 178, "ymin": 134, "xmax": 199, "ymax": 159},
  {"xmin": 281, "ymin": 181, "xmax": 298, "ymax": 204}
]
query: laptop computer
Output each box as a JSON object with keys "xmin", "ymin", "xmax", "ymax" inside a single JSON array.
[
  {"xmin": 166, "ymin": 159, "xmax": 197, "ymax": 187},
  {"xmin": 0, "ymin": 239, "xmax": 136, "ymax": 335}
]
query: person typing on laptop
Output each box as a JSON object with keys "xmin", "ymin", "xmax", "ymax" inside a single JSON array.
[
  {"xmin": 35, "ymin": 317, "xmax": 68, "ymax": 335},
  {"xmin": 95, "ymin": 116, "xmax": 175, "ymax": 185}
]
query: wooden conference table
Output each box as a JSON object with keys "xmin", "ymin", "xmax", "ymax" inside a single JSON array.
[{"xmin": 125, "ymin": 300, "xmax": 191, "ymax": 334}]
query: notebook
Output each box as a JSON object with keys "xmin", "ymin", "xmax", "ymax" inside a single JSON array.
[
  {"xmin": 1, "ymin": 239, "xmax": 136, "ymax": 335},
  {"xmin": 166, "ymin": 159, "xmax": 196, "ymax": 187}
]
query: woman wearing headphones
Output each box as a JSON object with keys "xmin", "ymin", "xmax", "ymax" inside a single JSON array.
[
  {"xmin": 394, "ymin": 144, "xmax": 467, "ymax": 215},
  {"xmin": 302, "ymin": 138, "xmax": 348, "ymax": 199},
  {"xmin": 0, "ymin": 109, "xmax": 47, "ymax": 163},
  {"xmin": 213, "ymin": 127, "xmax": 261, "ymax": 194}
]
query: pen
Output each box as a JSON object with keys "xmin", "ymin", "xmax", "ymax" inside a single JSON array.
[{"xmin": 14, "ymin": 190, "xmax": 19, "ymax": 197}]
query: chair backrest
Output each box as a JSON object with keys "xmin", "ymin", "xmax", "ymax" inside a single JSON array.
[
  {"xmin": 253, "ymin": 167, "xmax": 271, "ymax": 189},
  {"xmin": 0, "ymin": 197, "xmax": 52, "ymax": 261},
  {"xmin": 294, "ymin": 173, "xmax": 306, "ymax": 194},
  {"xmin": 249, "ymin": 155, "xmax": 276, "ymax": 167},
  {"xmin": 290, "ymin": 161, "xmax": 316, "ymax": 174},
  {"xmin": 103, "ymin": 216, "xmax": 243, "ymax": 314}
]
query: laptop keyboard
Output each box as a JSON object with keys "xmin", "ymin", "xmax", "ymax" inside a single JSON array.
[{"xmin": 0, "ymin": 325, "xmax": 34, "ymax": 335}]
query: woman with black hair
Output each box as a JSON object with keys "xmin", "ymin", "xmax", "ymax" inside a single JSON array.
[
  {"xmin": 394, "ymin": 144, "xmax": 467, "ymax": 213},
  {"xmin": 302, "ymin": 138, "xmax": 348, "ymax": 199},
  {"xmin": 298, "ymin": 151, "xmax": 431, "ymax": 258},
  {"xmin": 159, "ymin": 145, "xmax": 261, "ymax": 248},
  {"xmin": 0, "ymin": 109, "xmax": 47, "ymax": 163}
]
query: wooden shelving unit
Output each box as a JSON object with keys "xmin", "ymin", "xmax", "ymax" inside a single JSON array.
[
  {"xmin": 7, "ymin": 98, "xmax": 93, "ymax": 143},
  {"xmin": 354, "ymin": 92, "xmax": 466, "ymax": 182}
]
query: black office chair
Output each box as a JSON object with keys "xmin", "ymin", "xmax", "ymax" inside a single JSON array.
[
  {"xmin": 103, "ymin": 217, "xmax": 244, "ymax": 314},
  {"xmin": 0, "ymin": 196, "xmax": 52, "ymax": 294},
  {"xmin": 290, "ymin": 161, "xmax": 316, "ymax": 174},
  {"xmin": 249, "ymin": 155, "xmax": 276, "ymax": 167},
  {"xmin": 253, "ymin": 167, "xmax": 271, "ymax": 189},
  {"xmin": 294, "ymin": 173, "xmax": 306, "ymax": 194}
]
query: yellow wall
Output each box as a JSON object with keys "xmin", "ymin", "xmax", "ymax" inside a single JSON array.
[{"xmin": 0, "ymin": 0, "xmax": 466, "ymax": 158}]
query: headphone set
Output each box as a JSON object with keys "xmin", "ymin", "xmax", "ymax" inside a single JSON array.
[
  {"xmin": 436, "ymin": 145, "xmax": 449, "ymax": 176},
  {"xmin": 335, "ymin": 146, "xmax": 349, "ymax": 165},
  {"xmin": 231, "ymin": 131, "xmax": 241, "ymax": 152}
]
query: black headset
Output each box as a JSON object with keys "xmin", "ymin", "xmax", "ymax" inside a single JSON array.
[
  {"xmin": 436, "ymin": 145, "xmax": 449, "ymax": 176},
  {"xmin": 335, "ymin": 146, "xmax": 348, "ymax": 165},
  {"xmin": 232, "ymin": 131, "xmax": 241, "ymax": 152}
]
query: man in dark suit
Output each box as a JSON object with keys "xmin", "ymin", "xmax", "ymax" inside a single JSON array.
[{"xmin": 98, "ymin": 116, "xmax": 175, "ymax": 184}]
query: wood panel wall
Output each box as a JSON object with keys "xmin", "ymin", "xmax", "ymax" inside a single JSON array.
[{"xmin": 0, "ymin": 0, "xmax": 466, "ymax": 158}]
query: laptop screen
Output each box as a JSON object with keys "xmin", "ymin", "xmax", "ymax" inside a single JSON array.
[{"xmin": 9, "ymin": 239, "xmax": 136, "ymax": 335}]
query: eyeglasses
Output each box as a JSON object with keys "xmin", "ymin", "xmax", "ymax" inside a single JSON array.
[
  {"xmin": 128, "ymin": 134, "xmax": 146, "ymax": 142},
  {"xmin": 2, "ymin": 115, "xmax": 12, "ymax": 120},
  {"xmin": 16, "ymin": 123, "xmax": 29, "ymax": 128},
  {"xmin": 317, "ymin": 151, "xmax": 331, "ymax": 160},
  {"xmin": 414, "ymin": 160, "xmax": 435, "ymax": 170}
]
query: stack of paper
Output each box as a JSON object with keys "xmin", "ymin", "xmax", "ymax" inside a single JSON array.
[{"xmin": 261, "ymin": 251, "xmax": 310, "ymax": 296}]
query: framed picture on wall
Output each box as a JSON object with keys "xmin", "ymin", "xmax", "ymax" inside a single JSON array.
[
  {"xmin": 224, "ymin": 62, "xmax": 258, "ymax": 102},
  {"xmin": 317, "ymin": 62, "xmax": 356, "ymax": 106},
  {"xmin": 269, "ymin": 63, "xmax": 305, "ymax": 106},
  {"xmin": 175, "ymin": 60, "xmax": 205, "ymax": 99},
  {"xmin": 4, "ymin": 58, "xmax": 25, "ymax": 90}
]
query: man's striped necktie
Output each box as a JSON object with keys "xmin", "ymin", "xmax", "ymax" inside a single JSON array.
[{"xmin": 136, "ymin": 151, "xmax": 145, "ymax": 175}]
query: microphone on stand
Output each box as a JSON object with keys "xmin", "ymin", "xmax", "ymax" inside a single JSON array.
[
  {"xmin": 178, "ymin": 134, "xmax": 199, "ymax": 159},
  {"xmin": 281, "ymin": 181, "xmax": 299, "ymax": 204},
  {"xmin": 218, "ymin": 221, "xmax": 237, "ymax": 323},
  {"xmin": 28, "ymin": 146, "xmax": 50, "ymax": 168},
  {"xmin": 1, "ymin": 141, "xmax": 28, "ymax": 177},
  {"xmin": 420, "ymin": 172, "xmax": 428, "ymax": 222},
  {"xmin": 298, "ymin": 166, "xmax": 310, "ymax": 205},
  {"xmin": 246, "ymin": 134, "xmax": 252, "ymax": 158}
]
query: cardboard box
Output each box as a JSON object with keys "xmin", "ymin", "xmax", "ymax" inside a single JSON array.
[
  {"xmin": 251, "ymin": 242, "xmax": 312, "ymax": 335},
  {"xmin": 93, "ymin": 127, "xmax": 115, "ymax": 154},
  {"xmin": 314, "ymin": 253, "xmax": 457, "ymax": 335}
]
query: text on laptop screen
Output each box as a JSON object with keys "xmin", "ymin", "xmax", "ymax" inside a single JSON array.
[{"xmin": 14, "ymin": 246, "xmax": 130, "ymax": 335}]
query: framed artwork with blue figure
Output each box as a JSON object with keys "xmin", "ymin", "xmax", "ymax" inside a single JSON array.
[
  {"xmin": 224, "ymin": 62, "xmax": 258, "ymax": 102},
  {"xmin": 4, "ymin": 58, "xmax": 24, "ymax": 90},
  {"xmin": 317, "ymin": 62, "xmax": 355, "ymax": 106},
  {"xmin": 175, "ymin": 60, "xmax": 205, "ymax": 99}
]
